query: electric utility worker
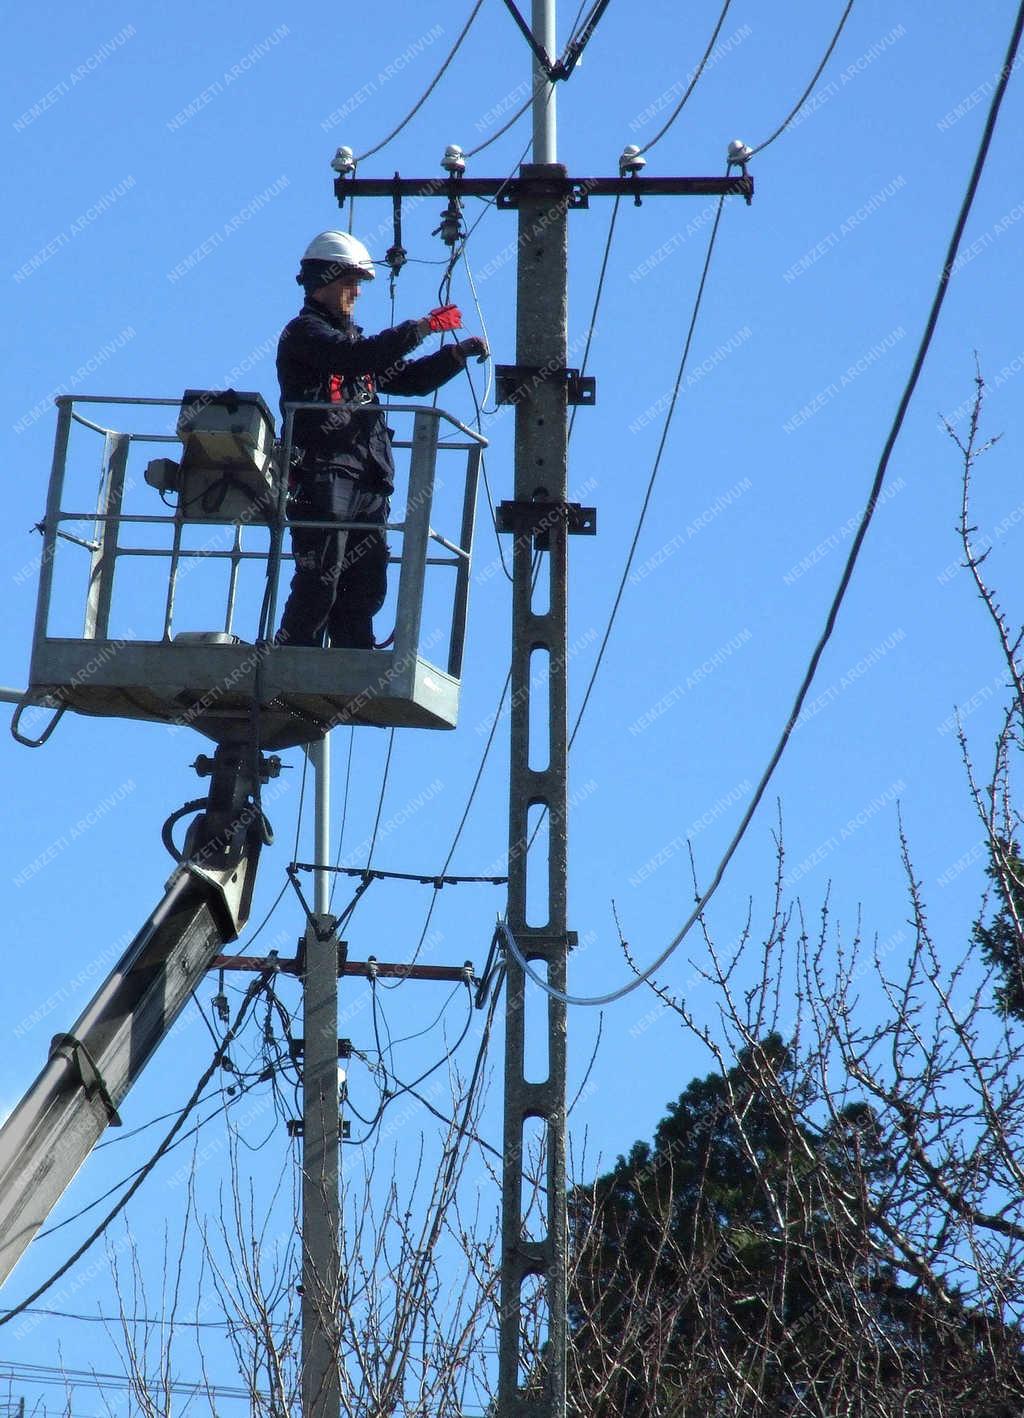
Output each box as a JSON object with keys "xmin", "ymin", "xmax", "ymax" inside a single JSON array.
[{"xmin": 276, "ymin": 229, "xmax": 487, "ymax": 649}]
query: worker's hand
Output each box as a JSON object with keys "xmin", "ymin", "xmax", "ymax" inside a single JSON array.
[
  {"xmin": 426, "ymin": 304, "xmax": 463, "ymax": 333},
  {"xmin": 455, "ymin": 336, "xmax": 489, "ymax": 364}
]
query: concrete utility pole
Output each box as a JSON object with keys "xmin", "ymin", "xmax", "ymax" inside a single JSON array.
[
  {"xmin": 322, "ymin": 9, "xmax": 749, "ymax": 1407},
  {"xmin": 498, "ymin": 1, "xmax": 571, "ymax": 1414},
  {"xmin": 301, "ymin": 907, "xmax": 342, "ymax": 1418},
  {"xmin": 301, "ymin": 738, "xmax": 342, "ymax": 1418}
]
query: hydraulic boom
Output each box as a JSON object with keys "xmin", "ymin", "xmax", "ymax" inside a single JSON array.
[{"xmin": 0, "ymin": 742, "xmax": 276, "ymax": 1287}]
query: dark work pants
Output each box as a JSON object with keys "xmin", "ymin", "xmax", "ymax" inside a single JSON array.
[{"xmin": 277, "ymin": 471, "xmax": 389, "ymax": 649}]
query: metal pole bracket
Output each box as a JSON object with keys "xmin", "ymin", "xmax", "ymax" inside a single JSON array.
[
  {"xmin": 494, "ymin": 364, "xmax": 595, "ymax": 407},
  {"xmin": 496, "ymin": 500, "xmax": 596, "ymax": 551}
]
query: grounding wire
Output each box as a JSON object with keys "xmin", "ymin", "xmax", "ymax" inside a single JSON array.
[
  {"xmin": 636, "ymin": 0, "xmax": 735, "ymax": 156},
  {"xmin": 0, "ymin": 981, "xmax": 268, "ymax": 1322},
  {"xmin": 749, "ymin": 0, "xmax": 856, "ymax": 156},
  {"xmin": 353, "ymin": 0, "xmax": 486, "ymax": 164},
  {"xmin": 500, "ymin": 0, "xmax": 1024, "ymax": 1009}
]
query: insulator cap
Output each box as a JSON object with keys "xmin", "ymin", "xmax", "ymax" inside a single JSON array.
[
  {"xmin": 619, "ymin": 144, "xmax": 646, "ymax": 175},
  {"xmin": 441, "ymin": 143, "xmax": 466, "ymax": 174},
  {"xmin": 331, "ymin": 145, "xmax": 356, "ymax": 174}
]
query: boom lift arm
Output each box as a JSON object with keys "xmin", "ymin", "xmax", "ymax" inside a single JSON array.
[{"xmin": 0, "ymin": 741, "xmax": 277, "ymax": 1288}]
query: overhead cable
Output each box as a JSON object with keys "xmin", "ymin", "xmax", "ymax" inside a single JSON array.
[
  {"xmin": 506, "ymin": 0, "xmax": 1024, "ymax": 1007},
  {"xmin": 636, "ymin": 0, "xmax": 735, "ymax": 155},
  {"xmin": 559, "ymin": 0, "xmax": 615, "ymax": 77},
  {"xmin": 568, "ymin": 194, "xmax": 621, "ymax": 443},
  {"xmin": 0, "ymin": 977, "xmax": 268, "ymax": 1326},
  {"xmin": 750, "ymin": 0, "xmax": 856, "ymax": 156},
  {"xmin": 354, "ymin": 0, "xmax": 486, "ymax": 164},
  {"xmin": 570, "ymin": 195, "xmax": 727, "ymax": 746}
]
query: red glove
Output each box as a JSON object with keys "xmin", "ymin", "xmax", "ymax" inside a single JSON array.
[{"xmin": 426, "ymin": 304, "xmax": 463, "ymax": 333}]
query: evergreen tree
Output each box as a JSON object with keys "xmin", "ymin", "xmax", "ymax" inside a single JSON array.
[
  {"xmin": 973, "ymin": 838, "xmax": 1024, "ymax": 1019},
  {"xmin": 567, "ymin": 1035, "xmax": 1024, "ymax": 1416}
]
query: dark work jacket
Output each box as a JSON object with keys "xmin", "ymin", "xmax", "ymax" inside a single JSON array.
[{"xmin": 277, "ymin": 298, "xmax": 465, "ymax": 492}]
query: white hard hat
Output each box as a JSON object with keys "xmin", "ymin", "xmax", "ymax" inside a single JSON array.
[{"xmin": 297, "ymin": 229, "xmax": 376, "ymax": 284}]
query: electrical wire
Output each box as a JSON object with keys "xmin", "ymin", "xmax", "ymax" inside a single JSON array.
[
  {"xmin": 346, "ymin": 981, "xmax": 476, "ymax": 1143},
  {"xmin": 328, "ymin": 727, "xmax": 356, "ymax": 910},
  {"xmin": 366, "ymin": 728, "xmax": 395, "ymax": 872},
  {"xmin": 0, "ymin": 978, "xmax": 268, "ymax": 1326},
  {"xmin": 378, "ymin": 663, "xmax": 513, "ymax": 990},
  {"xmin": 15, "ymin": 1306, "xmax": 230, "ymax": 1329},
  {"xmin": 570, "ymin": 195, "xmax": 727, "ymax": 747},
  {"xmin": 568, "ymin": 193, "xmax": 620, "ymax": 443},
  {"xmin": 35, "ymin": 1076, "xmax": 264, "ymax": 1239},
  {"xmin": 750, "ymin": 0, "xmax": 856, "ymax": 156},
  {"xmin": 636, "ymin": 0, "xmax": 735, "ymax": 155},
  {"xmin": 500, "ymin": 0, "xmax": 1024, "ymax": 1008},
  {"xmin": 354, "ymin": 0, "xmax": 486, "ymax": 164},
  {"xmin": 560, "ymin": 0, "xmax": 615, "ymax": 76},
  {"xmin": 463, "ymin": 78, "xmax": 541, "ymax": 160}
]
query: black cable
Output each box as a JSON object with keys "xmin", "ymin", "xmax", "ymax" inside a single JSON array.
[
  {"xmin": 328, "ymin": 727, "xmax": 355, "ymax": 911},
  {"xmin": 750, "ymin": 0, "xmax": 856, "ymax": 156},
  {"xmin": 509, "ymin": 0, "xmax": 1024, "ymax": 1009},
  {"xmin": 347, "ymin": 984, "xmax": 476, "ymax": 1144},
  {"xmin": 379, "ymin": 664, "xmax": 513, "ymax": 989},
  {"xmin": 570, "ymin": 195, "xmax": 727, "ymax": 746},
  {"xmin": 0, "ymin": 978, "xmax": 268, "ymax": 1326},
  {"xmin": 637, "ymin": 0, "xmax": 734, "ymax": 154},
  {"xmin": 366, "ymin": 728, "xmax": 395, "ymax": 873},
  {"xmin": 16, "ymin": 1306, "xmax": 229, "ymax": 1329},
  {"xmin": 354, "ymin": 0, "xmax": 486, "ymax": 163},
  {"xmin": 332, "ymin": 729, "xmax": 394, "ymax": 933},
  {"xmin": 564, "ymin": 0, "xmax": 590, "ymax": 46},
  {"xmin": 568, "ymin": 194, "xmax": 620, "ymax": 444},
  {"xmin": 36, "ymin": 1077, "xmax": 263, "ymax": 1239},
  {"xmin": 389, "ymin": 981, "xmax": 463, "ymax": 1049},
  {"xmin": 463, "ymin": 81, "xmax": 539, "ymax": 159},
  {"xmin": 559, "ymin": 0, "xmax": 615, "ymax": 77}
]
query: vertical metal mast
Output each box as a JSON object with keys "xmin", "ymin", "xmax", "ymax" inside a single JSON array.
[
  {"xmin": 499, "ymin": 1, "xmax": 570, "ymax": 1414},
  {"xmin": 302, "ymin": 733, "xmax": 341, "ymax": 1418}
]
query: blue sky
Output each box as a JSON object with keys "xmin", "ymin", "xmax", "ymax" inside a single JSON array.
[{"xmin": 2, "ymin": 1, "xmax": 1024, "ymax": 1410}]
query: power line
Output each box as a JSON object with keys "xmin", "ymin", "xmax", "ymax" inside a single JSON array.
[
  {"xmin": 339, "ymin": 727, "xmax": 395, "ymax": 931},
  {"xmin": 36, "ymin": 1071, "xmax": 266, "ymax": 1239},
  {"xmin": 570, "ymin": 195, "xmax": 727, "ymax": 746},
  {"xmin": 750, "ymin": 0, "xmax": 856, "ymax": 156},
  {"xmin": 345, "ymin": 980, "xmax": 476, "ymax": 1144},
  {"xmin": 500, "ymin": 0, "xmax": 1024, "ymax": 1008},
  {"xmin": 0, "ymin": 978, "xmax": 268, "ymax": 1327},
  {"xmin": 379, "ymin": 663, "xmax": 513, "ymax": 988},
  {"xmin": 0, "ymin": 1360, "xmax": 265, "ymax": 1403},
  {"xmin": 354, "ymin": 0, "xmax": 486, "ymax": 164},
  {"xmin": 328, "ymin": 727, "xmax": 355, "ymax": 910},
  {"xmin": 636, "ymin": 0, "xmax": 735, "ymax": 156},
  {"xmin": 568, "ymin": 193, "xmax": 621, "ymax": 444},
  {"xmin": 464, "ymin": 81, "xmax": 538, "ymax": 160},
  {"xmin": 14, "ymin": 1306, "xmax": 229, "ymax": 1329}
]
